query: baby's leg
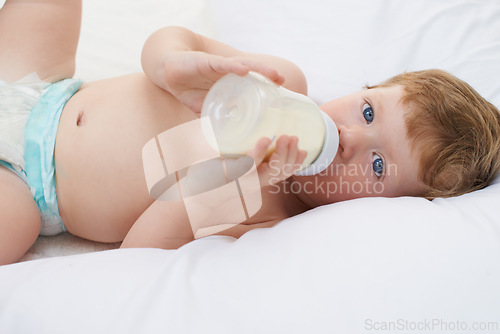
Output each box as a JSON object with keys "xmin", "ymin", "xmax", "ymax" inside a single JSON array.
[
  {"xmin": 0, "ymin": 0, "xmax": 81, "ymax": 82},
  {"xmin": 0, "ymin": 166, "xmax": 41, "ymax": 265}
]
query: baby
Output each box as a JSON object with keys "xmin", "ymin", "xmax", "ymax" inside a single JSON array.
[{"xmin": 1, "ymin": 0, "xmax": 499, "ymax": 265}]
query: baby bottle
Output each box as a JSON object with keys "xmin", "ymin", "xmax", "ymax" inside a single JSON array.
[{"xmin": 200, "ymin": 71, "xmax": 339, "ymax": 176}]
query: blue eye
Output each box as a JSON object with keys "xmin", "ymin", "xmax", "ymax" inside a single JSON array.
[
  {"xmin": 372, "ymin": 153, "xmax": 384, "ymax": 178},
  {"xmin": 363, "ymin": 103, "xmax": 374, "ymax": 124}
]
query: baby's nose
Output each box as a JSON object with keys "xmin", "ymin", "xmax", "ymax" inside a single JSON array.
[{"xmin": 338, "ymin": 125, "xmax": 370, "ymax": 160}]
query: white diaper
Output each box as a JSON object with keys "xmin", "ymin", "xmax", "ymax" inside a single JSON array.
[{"xmin": 0, "ymin": 73, "xmax": 50, "ymax": 176}]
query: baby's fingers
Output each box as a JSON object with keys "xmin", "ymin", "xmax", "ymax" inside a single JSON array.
[
  {"xmin": 246, "ymin": 137, "xmax": 273, "ymax": 166},
  {"xmin": 272, "ymin": 135, "xmax": 307, "ymax": 178},
  {"xmin": 285, "ymin": 136, "xmax": 299, "ymax": 167},
  {"xmin": 247, "ymin": 136, "xmax": 307, "ymax": 187},
  {"xmin": 296, "ymin": 149, "xmax": 308, "ymax": 169},
  {"xmin": 230, "ymin": 57, "xmax": 285, "ymax": 85},
  {"xmin": 287, "ymin": 136, "xmax": 308, "ymax": 172},
  {"xmin": 207, "ymin": 55, "xmax": 250, "ymax": 77}
]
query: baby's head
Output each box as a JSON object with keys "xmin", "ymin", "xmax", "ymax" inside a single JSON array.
[
  {"xmin": 292, "ymin": 69, "xmax": 500, "ymax": 207},
  {"xmin": 370, "ymin": 69, "xmax": 500, "ymax": 199}
]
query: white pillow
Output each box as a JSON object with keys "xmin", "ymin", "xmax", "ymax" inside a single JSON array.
[
  {"xmin": 209, "ymin": 0, "xmax": 500, "ymax": 107},
  {"xmin": 1, "ymin": 192, "xmax": 499, "ymax": 333},
  {"xmin": 75, "ymin": 0, "xmax": 215, "ymax": 81}
]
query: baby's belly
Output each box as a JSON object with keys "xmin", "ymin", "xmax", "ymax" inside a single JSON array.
[{"xmin": 54, "ymin": 73, "xmax": 197, "ymax": 242}]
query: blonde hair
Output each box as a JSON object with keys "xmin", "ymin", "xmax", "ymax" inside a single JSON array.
[{"xmin": 369, "ymin": 69, "xmax": 500, "ymax": 199}]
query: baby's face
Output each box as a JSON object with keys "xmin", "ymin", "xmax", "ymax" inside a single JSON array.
[{"xmin": 292, "ymin": 85, "xmax": 426, "ymax": 206}]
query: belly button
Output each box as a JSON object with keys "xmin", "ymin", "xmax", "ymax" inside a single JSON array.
[{"xmin": 76, "ymin": 110, "xmax": 85, "ymax": 126}]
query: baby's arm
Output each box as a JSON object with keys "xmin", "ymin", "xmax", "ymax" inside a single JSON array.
[
  {"xmin": 120, "ymin": 193, "xmax": 275, "ymax": 249},
  {"xmin": 121, "ymin": 135, "xmax": 305, "ymax": 249},
  {"xmin": 0, "ymin": 0, "xmax": 81, "ymax": 82},
  {"xmin": 141, "ymin": 26, "xmax": 307, "ymax": 113},
  {"xmin": 120, "ymin": 199, "xmax": 193, "ymax": 249},
  {"xmin": 123, "ymin": 27, "xmax": 308, "ymax": 249}
]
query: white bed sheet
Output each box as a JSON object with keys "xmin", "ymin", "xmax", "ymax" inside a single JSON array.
[{"xmin": 1, "ymin": 0, "xmax": 500, "ymax": 333}]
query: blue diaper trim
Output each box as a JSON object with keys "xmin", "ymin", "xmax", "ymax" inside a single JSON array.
[
  {"xmin": 24, "ymin": 78, "xmax": 82, "ymax": 236},
  {"xmin": 0, "ymin": 160, "xmax": 28, "ymax": 183}
]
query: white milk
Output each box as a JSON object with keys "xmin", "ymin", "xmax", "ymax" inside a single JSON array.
[{"xmin": 201, "ymin": 72, "xmax": 339, "ymax": 176}]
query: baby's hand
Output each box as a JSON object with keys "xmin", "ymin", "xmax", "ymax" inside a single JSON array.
[
  {"xmin": 162, "ymin": 51, "xmax": 284, "ymax": 114},
  {"xmin": 247, "ymin": 135, "xmax": 308, "ymax": 188}
]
